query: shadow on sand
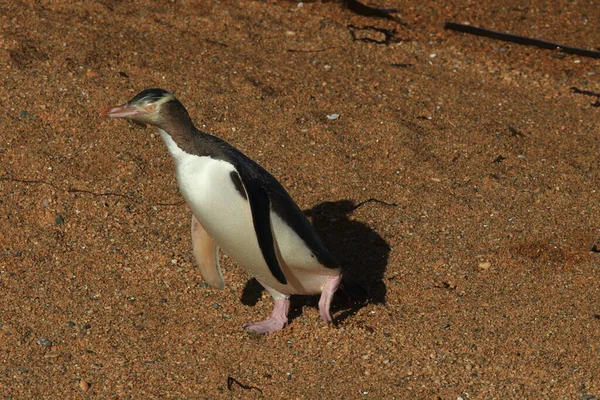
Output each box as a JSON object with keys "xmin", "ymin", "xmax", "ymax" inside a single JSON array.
[{"xmin": 241, "ymin": 199, "xmax": 389, "ymax": 324}]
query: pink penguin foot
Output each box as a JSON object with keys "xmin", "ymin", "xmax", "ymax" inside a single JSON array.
[
  {"xmin": 318, "ymin": 275, "xmax": 342, "ymax": 323},
  {"xmin": 243, "ymin": 298, "xmax": 290, "ymax": 334}
]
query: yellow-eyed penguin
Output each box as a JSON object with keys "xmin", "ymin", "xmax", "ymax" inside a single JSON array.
[{"xmin": 103, "ymin": 88, "xmax": 346, "ymax": 334}]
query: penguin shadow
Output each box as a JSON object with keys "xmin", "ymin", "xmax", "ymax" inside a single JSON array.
[{"xmin": 241, "ymin": 199, "xmax": 390, "ymax": 324}]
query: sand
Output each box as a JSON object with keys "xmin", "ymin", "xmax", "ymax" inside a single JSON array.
[{"xmin": 1, "ymin": 0, "xmax": 599, "ymax": 398}]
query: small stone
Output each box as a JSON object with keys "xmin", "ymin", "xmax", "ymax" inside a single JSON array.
[
  {"xmin": 478, "ymin": 261, "xmax": 491, "ymax": 270},
  {"xmin": 55, "ymin": 215, "xmax": 65, "ymax": 225},
  {"xmin": 66, "ymin": 321, "xmax": 76, "ymax": 327},
  {"xmin": 36, "ymin": 338, "xmax": 52, "ymax": 347},
  {"xmin": 86, "ymin": 70, "xmax": 102, "ymax": 78},
  {"xmin": 326, "ymin": 113, "xmax": 340, "ymax": 120},
  {"xmin": 247, "ymin": 330, "xmax": 263, "ymax": 340},
  {"xmin": 79, "ymin": 379, "xmax": 90, "ymax": 392},
  {"xmin": 19, "ymin": 110, "xmax": 36, "ymax": 120}
]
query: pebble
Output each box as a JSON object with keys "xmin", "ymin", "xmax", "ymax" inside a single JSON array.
[
  {"xmin": 36, "ymin": 338, "xmax": 52, "ymax": 347},
  {"xmin": 19, "ymin": 110, "xmax": 36, "ymax": 120},
  {"xmin": 86, "ymin": 70, "xmax": 102, "ymax": 78},
  {"xmin": 326, "ymin": 113, "xmax": 340, "ymax": 120},
  {"xmin": 478, "ymin": 261, "xmax": 491, "ymax": 270},
  {"xmin": 79, "ymin": 379, "xmax": 90, "ymax": 392}
]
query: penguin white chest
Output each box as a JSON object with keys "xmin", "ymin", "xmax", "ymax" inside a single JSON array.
[
  {"xmin": 175, "ymin": 159, "xmax": 252, "ymax": 246},
  {"xmin": 177, "ymin": 157, "xmax": 247, "ymax": 228}
]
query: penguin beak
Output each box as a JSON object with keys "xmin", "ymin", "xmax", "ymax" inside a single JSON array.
[{"xmin": 102, "ymin": 103, "xmax": 146, "ymax": 118}]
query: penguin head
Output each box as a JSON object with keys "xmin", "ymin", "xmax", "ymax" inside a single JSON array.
[{"xmin": 103, "ymin": 88, "xmax": 191, "ymax": 129}]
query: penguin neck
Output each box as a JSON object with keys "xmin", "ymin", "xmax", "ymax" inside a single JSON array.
[
  {"xmin": 156, "ymin": 100, "xmax": 197, "ymax": 140},
  {"xmin": 158, "ymin": 128, "xmax": 190, "ymax": 162},
  {"xmin": 154, "ymin": 101, "xmax": 209, "ymax": 159}
]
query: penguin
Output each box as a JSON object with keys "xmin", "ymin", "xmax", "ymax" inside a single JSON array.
[{"xmin": 103, "ymin": 88, "xmax": 347, "ymax": 334}]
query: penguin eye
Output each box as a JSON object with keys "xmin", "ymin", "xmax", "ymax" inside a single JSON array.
[{"xmin": 144, "ymin": 104, "xmax": 157, "ymax": 113}]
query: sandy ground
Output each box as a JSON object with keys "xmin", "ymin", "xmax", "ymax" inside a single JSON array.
[{"xmin": 1, "ymin": 0, "xmax": 599, "ymax": 398}]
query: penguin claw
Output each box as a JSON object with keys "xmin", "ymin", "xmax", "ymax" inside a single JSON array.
[{"xmin": 243, "ymin": 298, "xmax": 289, "ymax": 334}]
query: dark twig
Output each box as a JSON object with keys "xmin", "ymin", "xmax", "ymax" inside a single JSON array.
[
  {"xmin": 508, "ymin": 126, "xmax": 526, "ymax": 138},
  {"xmin": 204, "ymin": 38, "xmax": 228, "ymax": 47},
  {"xmin": 390, "ymin": 63, "xmax": 414, "ymax": 68},
  {"xmin": 353, "ymin": 198, "xmax": 398, "ymax": 211},
  {"xmin": 348, "ymin": 25, "xmax": 398, "ymax": 45},
  {"xmin": 342, "ymin": 0, "xmax": 405, "ymax": 25},
  {"xmin": 571, "ymin": 87, "xmax": 600, "ymax": 98},
  {"xmin": 444, "ymin": 22, "xmax": 600, "ymax": 59},
  {"xmin": 226, "ymin": 376, "xmax": 263, "ymax": 393},
  {"xmin": 0, "ymin": 175, "xmax": 184, "ymax": 206},
  {"xmin": 571, "ymin": 87, "xmax": 600, "ymax": 107},
  {"xmin": 287, "ymin": 47, "xmax": 338, "ymax": 53}
]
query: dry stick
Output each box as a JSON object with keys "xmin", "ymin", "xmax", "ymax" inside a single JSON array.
[
  {"xmin": 0, "ymin": 175, "xmax": 184, "ymax": 206},
  {"xmin": 571, "ymin": 87, "xmax": 600, "ymax": 107},
  {"xmin": 343, "ymin": 0, "xmax": 403, "ymax": 24},
  {"xmin": 444, "ymin": 22, "xmax": 600, "ymax": 60},
  {"xmin": 226, "ymin": 377, "xmax": 262, "ymax": 393}
]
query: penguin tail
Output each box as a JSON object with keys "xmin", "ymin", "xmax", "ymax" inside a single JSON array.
[{"xmin": 340, "ymin": 275, "xmax": 368, "ymax": 303}]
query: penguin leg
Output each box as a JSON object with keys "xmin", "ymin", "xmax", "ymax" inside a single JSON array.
[
  {"xmin": 243, "ymin": 283, "xmax": 290, "ymax": 334},
  {"xmin": 318, "ymin": 274, "xmax": 342, "ymax": 323},
  {"xmin": 191, "ymin": 214, "xmax": 224, "ymax": 290}
]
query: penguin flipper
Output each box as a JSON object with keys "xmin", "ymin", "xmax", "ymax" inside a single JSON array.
[
  {"xmin": 243, "ymin": 179, "xmax": 288, "ymax": 285},
  {"xmin": 191, "ymin": 214, "xmax": 224, "ymax": 289}
]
